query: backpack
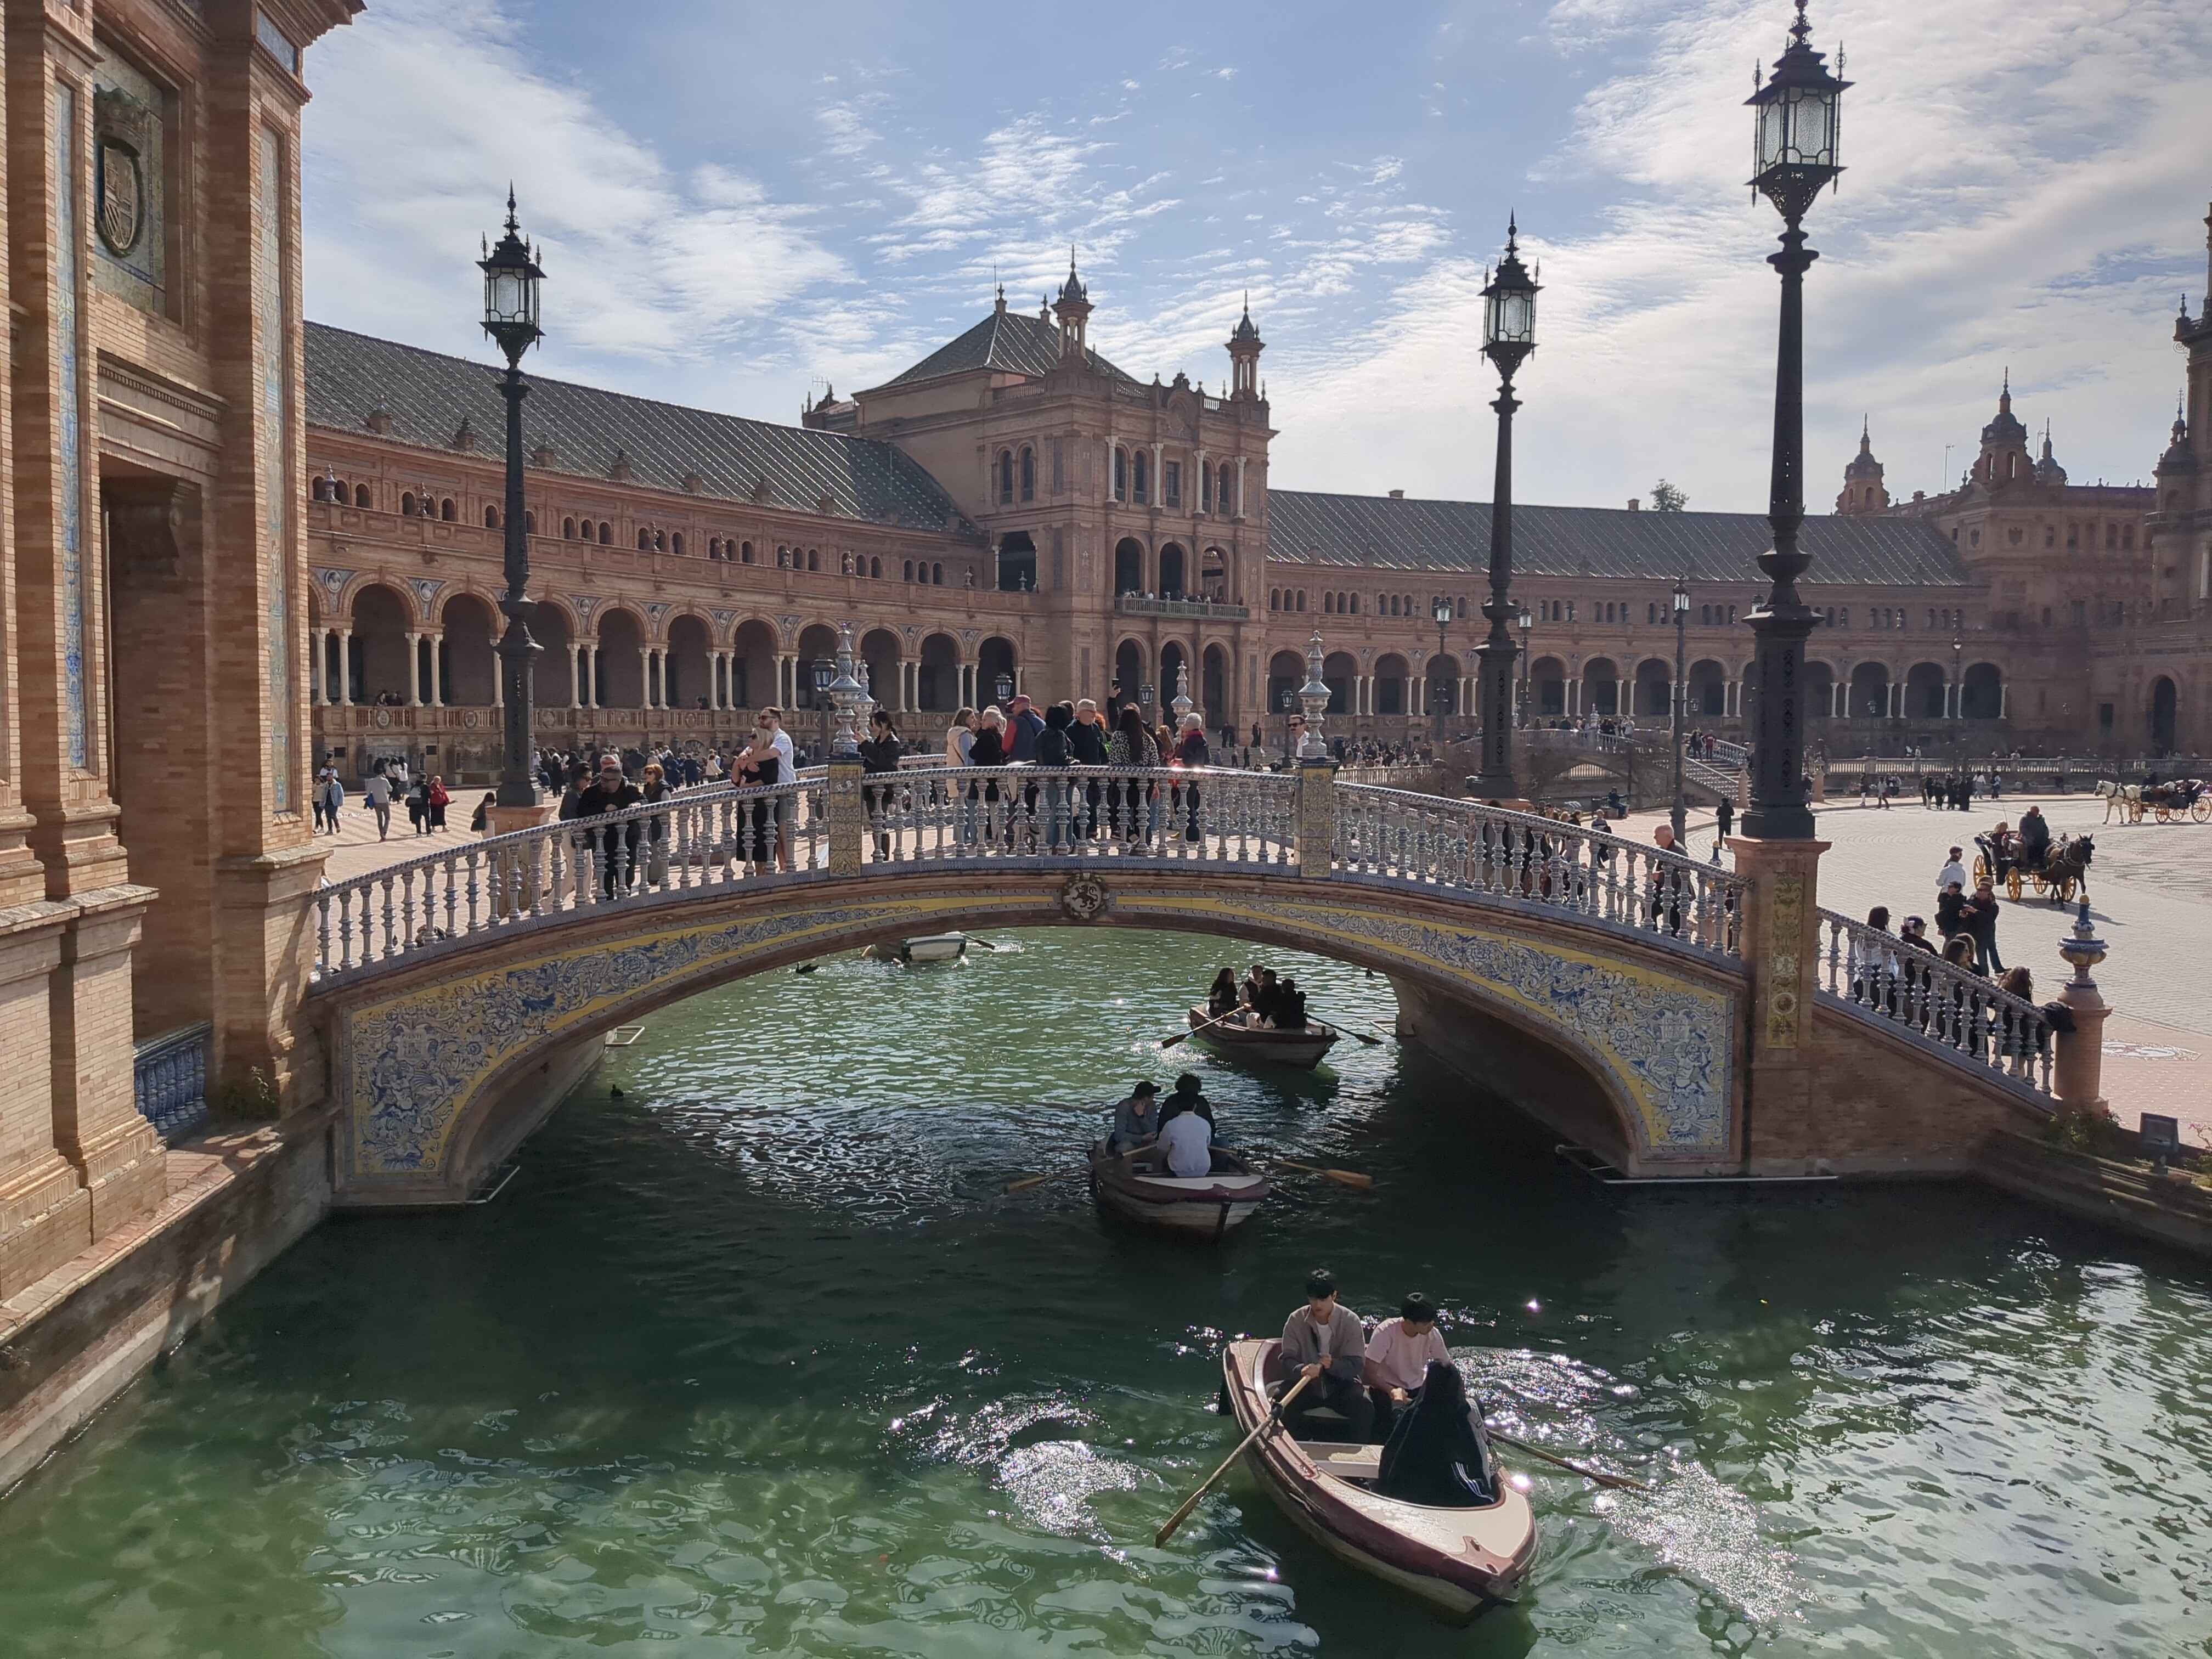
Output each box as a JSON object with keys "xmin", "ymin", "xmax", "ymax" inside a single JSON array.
[{"xmin": 1036, "ymin": 726, "xmax": 1074, "ymax": 767}]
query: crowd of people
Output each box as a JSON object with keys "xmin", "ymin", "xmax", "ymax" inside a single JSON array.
[{"xmin": 312, "ymin": 757, "xmax": 460, "ymax": 842}]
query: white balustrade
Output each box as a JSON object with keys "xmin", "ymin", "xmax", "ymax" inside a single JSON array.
[{"xmin": 1815, "ymin": 908, "xmax": 2054, "ymax": 1096}]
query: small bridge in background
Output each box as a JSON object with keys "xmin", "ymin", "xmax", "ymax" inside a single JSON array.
[{"xmin": 305, "ymin": 763, "xmax": 2090, "ymax": 1207}]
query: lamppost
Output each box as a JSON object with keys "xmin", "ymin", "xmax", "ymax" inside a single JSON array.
[
  {"xmin": 479, "ymin": 187, "xmax": 547, "ymax": 813},
  {"xmin": 1671, "ymin": 578, "xmax": 1690, "ymax": 843},
  {"xmin": 1517, "ymin": 607, "xmax": 1532, "ymax": 726},
  {"xmin": 996, "ymin": 673, "xmax": 1016, "ymax": 707},
  {"xmin": 1432, "ymin": 596, "xmax": 1454, "ymax": 740},
  {"xmin": 1278, "ymin": 687, "xmax": 1297, "ymax": 761},
  {"xmin": 1740, "ymin": 1, "xmax": 1848, "ymax": 839},
  {"xmin": 811, "ymin": 659, "xmax": 834, "ymax": 762},
  {"xmin": 1475, "ymin": 219, "xmax": 1538, "ymax": 799}
]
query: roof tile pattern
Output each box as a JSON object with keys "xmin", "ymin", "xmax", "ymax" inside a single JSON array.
[
  {"xmin": 305, "ymin": 323, "xmax": 966, "ymax": 533},
  {"xmin": 882, "ymin": 307, "xmax": 1137, "ymax": 388},
  {"xmin": 1266, "ymin": 490, "xmax": 1970, "ymax": 588}
]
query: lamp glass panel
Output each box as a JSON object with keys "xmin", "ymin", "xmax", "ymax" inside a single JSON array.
[
  {"xmin": 1757, "ymin": 99, "xmax": 1789, "ymax": 172},
  {"xmin": 490, "ymin": 271, "xmax": 523, "ymax": 320}
]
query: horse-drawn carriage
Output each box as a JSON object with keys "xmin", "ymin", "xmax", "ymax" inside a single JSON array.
[
  {"xmin": 1973, "ymin": 827, "xmax": 2094, "ymax": 904},
  {"xmin": 2098, "ymin": 777, "xmax": 2211, "ymax": 824}
]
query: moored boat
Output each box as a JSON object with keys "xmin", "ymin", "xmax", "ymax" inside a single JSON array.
[
  {"xmin": 1218, "ymin": 1337, "xmax": 1538, "ymax": 1621},
  {"xmin": 1087, "ymin": 1141, "xmax": 1271, "ymax": 1240},
  {"xmin": 1185, "ymin": 1003, "xmax": 1339, "ymax": 1070}
]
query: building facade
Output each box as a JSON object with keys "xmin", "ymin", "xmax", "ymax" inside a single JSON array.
[{"xmin": 312, "ymin": 231, "xmax": 2212, "ymax": 784}]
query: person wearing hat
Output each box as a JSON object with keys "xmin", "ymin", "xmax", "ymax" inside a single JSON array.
[
  {"xmin": 1108, "ymin": 1081, "xmax": 1160, "ymax": 1154},
  {"xmin": 575, "ymin": 754, "xmax": 644, "ymax": 897},
  {"xmin": 1364, "ymin": 1293, "xmax": 1450, "ymax": 1429}
]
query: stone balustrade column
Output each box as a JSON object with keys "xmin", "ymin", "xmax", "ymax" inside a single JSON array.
[
  {"xmin": 569, "ymin": 645, "xmax": 582, "ymax": 710},
  {"xmin": 1294, "ymin": 753, "xmax": 1337, "ymax": 878}
]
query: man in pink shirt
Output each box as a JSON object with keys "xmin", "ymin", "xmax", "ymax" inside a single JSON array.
[{"xmin": 1363, "ymin": 1293, "xmax": 1449, "ymax": 1429}]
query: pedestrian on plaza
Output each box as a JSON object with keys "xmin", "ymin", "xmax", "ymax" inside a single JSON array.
[
  {"xmin": 1935, "ymin": 881, "xmax": 1968, "ymax": 944},
  {"xmin": 1107, "ymin": 704, "xmax": 1157, "ymax": 842},
  {"xmin": 1005, "ymin": 693, "xmax": 1045, "ymax": 762},
  {"xmin": 1964, "ymin": 880, "xmax": 2004, "ymax": 975},
  {"xmin": 1937, "ymin": 846, "xmax": 1968, "ymax": 898},
  {"xmin": 1715, "ymin": 794, "xmax": 1734, "ymax": 847},
  {"xmin": 469, "ymin": 791, "xmax": 495, "ymax": 833},
  {"xmin": 859, "ymin": 711, "xmax": 903, "ymax": 861},
  {"xmin": 945, "ymin": 704, "xmax": 977, "ymax": 768},
  {"xmin": 407, "ymin": 776, "xmax": 431, "ymax": 834},
  {"xmin": 427, "ymin": 775, "xmax": 449, "ymax": 831},
  {"xmin": 362, "ymin": 766, "xmax": 392, "ymax": 840},
  {"xmin": 638, "ymin": 761, "xmax": 675, "ymax": 885},
  {"xmin": 1957, "ymin": 772, "xmax": 1974, "ymax": 812},
  {"xmin": 312, "ymin": 767, "xmax": 330, "ymax": 833},
  {"xmin": 577, "ymin": 754, "xmax": 645, "ymax": 895}
]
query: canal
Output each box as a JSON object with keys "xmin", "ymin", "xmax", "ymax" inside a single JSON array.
[{"xmin": 1, "ymin": 928, "xmax": 2204, "ymax": 1656}]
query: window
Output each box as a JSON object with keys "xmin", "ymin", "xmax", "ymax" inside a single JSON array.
[
  {"xmin": 1220, "ymin": 468, "xmax": 1235, "ymax": 516},
  {"xmin": 1201, "ymin": 461, "xmax": 1213, "ymax": 513},
  {"xmin": 599, "ymin": 522, "xmax": 613, "ymax": 545},
  {"xmin": 2045, "ymin": 526, "xmax": 2056, "ymax": 548},
  {"xmin": 1567, "ymin": 602, "xmax": 1576, "ymax": 622},
  {"xmin": 932, "ymin": 562, "xmax": 944, "ymax": 584},
  {"xmin": 2072, "ymin": 600, "xmax": 2085, "ymax": 625},
  {"xmin": 1163, "ymin": 460, "xmax": 1181, "ymax": 507},
  {"xmin": 997, "ymin": 450, "xmax": 1014, "ymax": 505},
  {"xmin": 1724, "ymin": 605, "xmax": 1734, "ymax": 625},
  {"xmin": 1350, "ymin": 594, "xmax": 1361, "ymax": 616},
  {"xmin": 1020, "ymin": 447, "xmax": 1035, "ymax": 502},
  {"xmin": 777, "ymin": 545, "xmax": 789, "ymax": 568},
  {"xmin": 354, "ymin": 484, "xmax": 372, "ymax": 508},
  {"xmin": 1323, "ymin": 592, "xmax": 1335, "ymax": 613},
  {"xmin": 1270, "ymin": 590, "xmax": 1280, "ymax": 611},
  {"xmin": 640, "ymin": 528, "xmax": 654, "ymax": 550},
  {"xmin": 672, "ymin": 533, "xmax": 684, "ymax": 556},
  {"xmin": 1132, "ymin": 451, "xmax": 1149, "ymax": 504},
  {"xmin": 562, "ymin": 517, "xmax": 575, "ymax": 539},
  {"xmin": 1051, "ymin": 441, "xmax": 1065, "ymax": 494},
  {"xmin": 741, "ymin": 540, "xmax": 753, "ymax": 564},
  {"xmin": 484, "ymin": 505, "xmax": 500, "ymax": 529},
  {"xmin": 2106, "ymin": 523, "xmax": 2118, "ymax": 550},
  {"xmin": 1296, "ymin": 591, "xmax": 1306, "ymax": 612},
  {"xmin": 1969, "ymin": 529, "xmax": 1980, "ymax": 548},
  {"xmin": 1113, "ymin": 447, "xmax": 1128, "ymax": 502},
  {"xmin": 524, "ymin": 511, "xmax": 536, "ymax": 535},
  {"xmin": 2041, "ymin": 606, "xmax": 2052, "ymax": 627},
  {"xmin": 2067, "ymin": 523, "xmax": 2079, "ymax": 549},
  {"xmin": 807, "ymin": 549, "xmax": 820, "ymax": 572},
  {"xmin": 869, "ymin": 556, "xmax": 882, "ymax": 578},
  {"xmin": 2123, "ymin": 525, "xmax": 2135, "ymax": 550},
  {"xmin": 400, "ymin": 492, "xmax": 416, "ymax": 516},
  {"xmin": 441, "ymin": 498, "xmax": 456, "ymax": 521},
  {"xmin": 904, "ymin": 560, "xmax": 913, "ymax": 582}
]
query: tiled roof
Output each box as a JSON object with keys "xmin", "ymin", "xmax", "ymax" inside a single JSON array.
[
  {"xmin": 1266, "ymin": 490, "xmax": 1971, "ymax": 589},
  {"xmin": 881, "ymin": 306, "xmax": 1138, "ymax": 389},
  {"xmin": 304, "ymin": 322, "xmax": 969, "ymax": 533}
]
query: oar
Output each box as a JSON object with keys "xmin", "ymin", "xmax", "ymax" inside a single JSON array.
[
  {"xmin": 1004, "ymin": 1166, "xmax": 1082, "ymax": 1194},
  {"xmin": 1156, "ymin": 1372, "xmax": 1314, "ymax": 1547},
  {"xmin": 1162, "ymin": 1007, "xmax": 1244, "ymax": 1049},
  {"xmin": 1486, "ymin": 1430, "xmax": 1651, "ymax": 1493},
  {"xmin": 1224, "ymin": 1147, "xmax": 1375, "ymax": 1191},
  {"xmin": 1316, "ymin": 1014, "xmax": 1385, "ymax": 1046}
]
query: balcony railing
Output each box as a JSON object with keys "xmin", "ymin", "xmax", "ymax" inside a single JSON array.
[
  {"xmin": 134, "ymin": 1023, "xmax": 211, "ymax": 1142},
  {"xmin": 1113, "ymin": 594, "xmax": 1250, "ymax": 620}
]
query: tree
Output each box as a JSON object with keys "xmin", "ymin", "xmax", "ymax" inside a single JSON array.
[{"xmin": 1650, "ymin": 479, "xmax": 1689, "ymax": 514}]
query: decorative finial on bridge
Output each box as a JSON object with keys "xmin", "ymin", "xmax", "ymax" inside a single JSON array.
[
  {"xmin": 1298, "ymin": 633, "xmax": 1331, "ymax": 758},
  {"xmin": 1171, "ymin": 660, "xmax": 1194, "ymax": 723},
  {"xmin": 827, "ymin": 622, "xmax": 867, "ymax": 758}
]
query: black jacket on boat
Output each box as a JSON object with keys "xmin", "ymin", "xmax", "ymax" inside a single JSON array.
[{"xmin": 1378, "ymin": 1361, "xmax": 1496, "ymax": 1508}]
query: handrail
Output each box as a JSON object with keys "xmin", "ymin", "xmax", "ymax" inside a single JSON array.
[
  {"xmin": 1813, "ymin": 907, "xmax": 2053, "ymax": 1096},
  {"xmin": 1331, "ymin": 783, "xmax": 1746, "ymax": 957}
]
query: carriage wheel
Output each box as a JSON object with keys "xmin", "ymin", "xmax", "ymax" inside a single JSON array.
[
  {"xmin": 1972, "ymin": 855, "xmax": 1991, "ymax": 888},
  {"xmin": 2156, "ymin": 805, "xmax": 2174, "ymax": 823},
  {"xmin": 2006, "ymin": 868, "xmax": 2024, "ymax": 902},
  {"xmin": 2051, "ymin": 877, "xmax": 2076, "ymax": 905},
  {"xmin": 2026, "ymin": 869, "xmax": 2046, "ymax": 899},
  {"xmin": 2196, "ymin": 798, "xmax": 2211, "ymax": 824}
]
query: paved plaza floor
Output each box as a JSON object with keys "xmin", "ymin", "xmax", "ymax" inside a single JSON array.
[{"xmin": 315, "ymin": 781, "xmax": 2211, "ymax": 1151}]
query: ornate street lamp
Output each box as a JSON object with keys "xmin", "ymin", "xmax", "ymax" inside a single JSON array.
[
  {"xmin": 1432, "ymin": 596, "xmax": 1454, "ymax": 738},
  {"xmin": 1516, "ymin": 606, "xmax": 1533, "ymax": 725},
  {"xmin": 826, "ymin": 624, "xmax": 867, "ymax": 757},
  {"xmin": 480, "ymin": 187, "xmax": 546, "ymax": 811},
  {"xmin": 811, "ymin": 658, "xmax": 835, "ymax": 760},
  {"xmin": 1740, "ymin": 2, "xmax": 1848, "ymax": 839},
  {"xmin": 1671, "ymin": 578, "xmax": 1691, "ymax": 844},
  {"xmin": 996, "ymin": 673, "xmax": 1017, "ymax": 706},
  {"xmin": 1475, "ymin": 218, "xmax": 1538, "ymax": 798}
]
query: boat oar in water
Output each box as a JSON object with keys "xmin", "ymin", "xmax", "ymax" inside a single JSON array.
[
  {"xmin": 1224, "ymin": 1147, "xmax": 1375, "ymax": 1190},
  {"xmin": 1318, "ymin": 1014, "xmax": 1384, "ymax": 1046},
  {"xmin": 1004, "ymin": 1166, "xmax": 1082, "ymax": 1194},
  {"xmin": 1161, "ymin": 1008, "xmax": 1242, "ymax": 1050},
  {"xmin": 1156, "ymin": 1372, "xmax": 1313, "ymax": 1547},
  {"xmin": 1487, "ymin": 1430, "xmax": 1650, "ymax": 1493}
]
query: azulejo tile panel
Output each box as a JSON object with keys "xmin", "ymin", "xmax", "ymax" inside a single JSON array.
[{"xmin": 1118, "ymin": 895, "xmax": 1736, "ymax": 1154}]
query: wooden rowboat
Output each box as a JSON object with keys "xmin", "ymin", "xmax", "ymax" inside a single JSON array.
[
  {"xmin": 1087, "ymin": 1140, "xmax": 1271, "ymax": 1240},
  {"xmin": 1219, "ymin": 1337, "xmax": 1538, "ymax": 1622},
  {"xmin": 1185, "ymin": 1003, "xmax": 1340, "ymax": 1071},
  {"xmin": 863, "ymin": 932, "xmax": 969, "ymax": 964}
]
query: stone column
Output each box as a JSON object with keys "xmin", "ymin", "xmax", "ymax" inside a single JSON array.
[
  {"xmin": 309, "ymin": 636, "xmax": 325, "ymax": 705},
  {"xmin": 568, "ymin": 645, "xmax": 582, "ymax": 710},
  {"xmin": 1726, "ymin": 835, "xmax": 1830, "ymax": 1175},
  {"xmin": 591, "ymin": 647, "xmax": 604, "ymax": 707},
  {"xmin": 646, "ymin": 648, "xmax": 661, "ymax": 709},
  {"xmin": 2052, "ymin": 901, "xmax": 2111, "ymax": 1114},
  {"xmin": 1234, "ymin": 456, "xmax": 1248, "ymax": 517},
  {"xmin": 491, "ymin": 656, "xmax": 503, "ymax": 708},
  {"xmin": 424, "ymin": 632, "xmax": 442, "ymax": 706},
  {"xmin": 337, "ymin": 630, "xmax": 354, "ymax": 704},
  {"xmin": 1294, "ymin": 753, "xmax": 1337, "ymax": 878},
  {"xmin": 1152, "ymin": 442, "xmax": 1163, "ymax": 506},
  {"xmin": 1104, "ymin": 437, "xmax": 1114, "ymax": 502},
  {"xmin": 404, "ymin": 631, "xmax": 421, "ymax": 706}
]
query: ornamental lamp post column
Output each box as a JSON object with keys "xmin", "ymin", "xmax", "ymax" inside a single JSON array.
[
  {"xmin": 1671, "ymin": 578, "xmax": 1690, "ymax": 844},
  {"xmin": 1517, "ymin": 606, "xmax": 1532, "ymax": 725},
  {"xmin": 480, "ymin": 187, "xmax": 548, "ymax": 823},
  {"xmin": 1297, "ymin": 631, "xmax": 1331, "ymax": 759},
  {"xmin": 1740, "ymin": 2, "xmax": 1848, "ymax": 839},
  {"xmin": 1475, "ymin": 219, "xmax": 1538, "ymax": 801},
  {"xmin": 1432, "ymin": 596, "xmax": 1453, "ymax": 738}
]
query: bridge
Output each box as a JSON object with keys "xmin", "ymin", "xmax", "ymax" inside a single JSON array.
[{"xmin": 304, "ymin": 762, "xmax": 2101, "ymax": 1207}]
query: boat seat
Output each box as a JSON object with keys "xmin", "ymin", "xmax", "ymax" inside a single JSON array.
[{"xmin": 1300, "ymin": 1441, "xmax": 1384, "ymax": 1482}]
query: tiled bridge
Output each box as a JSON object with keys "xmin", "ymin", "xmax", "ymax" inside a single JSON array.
[{"xmin": 304, "ymin": 762, "xmax": 2098, "ymax": 1207}]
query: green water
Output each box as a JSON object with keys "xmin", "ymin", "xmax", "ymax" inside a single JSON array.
[{"xmin": 3, "ymin": 928, "xmax": 2207, "ymax": 1657}]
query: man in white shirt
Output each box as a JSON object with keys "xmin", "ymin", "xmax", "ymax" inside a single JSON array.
[
  {"xmin": 1937, "ymin": 846, "xmax": 1968, "ymax": 898},
  {"xmin": 1157, "ymin": 1102, "xmax": 1213, "ymax": 1178},
  {"xmin": 362, "ymin": 769, "xmax": 393, "ymax": 840},
  {"xmin": 758, "ymin": 708, "xmax": 797, "ymax": 869},
  {"xmin": 1364, "ymin": 1293, "xmax": 1449, "ymax": 1426}
]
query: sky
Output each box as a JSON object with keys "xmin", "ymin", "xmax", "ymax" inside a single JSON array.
[{"xmin": 299, "ymin": 0, "xmax": 2212, "ymax": 515}]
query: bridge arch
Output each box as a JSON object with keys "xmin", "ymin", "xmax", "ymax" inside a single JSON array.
[{"xmin": 318, "ymin": 870, "xmax": 1742, "ymax": 1208}]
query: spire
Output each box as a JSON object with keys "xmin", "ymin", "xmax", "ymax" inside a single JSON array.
[
  {"xmin": 1999, "ymin": 366, "xmax": 2011, "ymax": 414},
  {"xmin": 1858, "ymin": 414, "xmax": 1871, "ymax": 453},
  {"xmin": 1057, "ymin": 245, "xmax": 1087, "ymax": 305}
]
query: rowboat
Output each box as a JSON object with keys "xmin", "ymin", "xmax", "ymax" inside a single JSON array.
[
  {"xmin": 1220, "ymin": 1337, "xmax": 1538, "ymax": 1622},
  {"xmin": 863, "ymin": 932, "xmax": 969, "ymax": 964},
  {"xmin": 1087, "ymin": 1140, "xmax": 1271, "ymax": 1239},
  {"xmin": 1185, "ymin": 1004, "xmax": 1340, "ymax": 1070}
]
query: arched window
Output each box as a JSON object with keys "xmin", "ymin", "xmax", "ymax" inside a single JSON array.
[
  {"xmin": 672, "ymin": 533, "xmax": 685, "ymax": 556},
  {"xmin": 439, "ymin": 498, "xmax": 456, "ymax": 521},
  {"xmin": 1350, "ymin": 594, "xmax": 1360, "ymax": 616},
  {"xmin": 1295, "ymin": 591, "xmax": 1306, "ymax": 612},
  {"xmin": 599, "ymin": 521, "xmax": 613, "ymax": 545},
  {"xmin": 997, "ymin": 450, "xmax": 1014, "ymax": 505},
  {"xmin": 932, "ymin": 562, "xmax": 944, "ymax": 585},
  {"xmin": 524, "ymin": 510, "xmax": 536, "ymax": 534},
  {"xmin": 904, "ymin": 560, "xmax": 914, "ymax": 582},
  {"xmin": 1019, "ymin": 447, "xmax": 1035, "ymax": 502},
  {"xmin": 400, "ymin": 492, "xmax": 417, "ymax": 517},
  {"xmin": 355, "ymin": 484, "xmax": 373, "ymax": 508},
  {"xmin": 1113, "ymin": 447, "xmax": 1128, "ymax": 501},
  {"xmin": 1269, "ymin": 589, "xmax": 1280, "ymax": 611},
  {"xmin": 484, "ymin": 505, "xmax": 500, "ymax": 529},
  {"xmin": 1132, "ymin": 450, "xmax": 1149, "ymax": 504},
  {"xmin": 1323, "ymin": 592, "xmax": 1335, "ymax": 613},
  {"xmin": 741, "ymin": 541, "xmax": 753, "ymax": 564},
  {"xmin": 869, "ymin": 556, "xmax": 882, "ymax": 579},
  {"xmin": 808, "ymin": 549, "xmax": 820, "ymax": 572},
  {"xmin": 1201, "ymin": 462, "xmax": 1214, "ymax": 514},
  {"xmin": 561, "ymin": 517, "xmax": 574, "ymax": 539}
]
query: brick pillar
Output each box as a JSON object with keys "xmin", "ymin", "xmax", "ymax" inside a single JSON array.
[
  {"xmin": 1294, "ymin": 754, "xmax": 1336, "ymax": 877},
  {"xmin": 0, "ymin": 911, "xmax": 85, "ymax": 1297},
  {"xmin": 826, "ymin": 755, "xmax": 864, "ymax": 876},
  {"xmin": 1726, "ymin": 835, "xmax": 1829, "ymax": 1173}
]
